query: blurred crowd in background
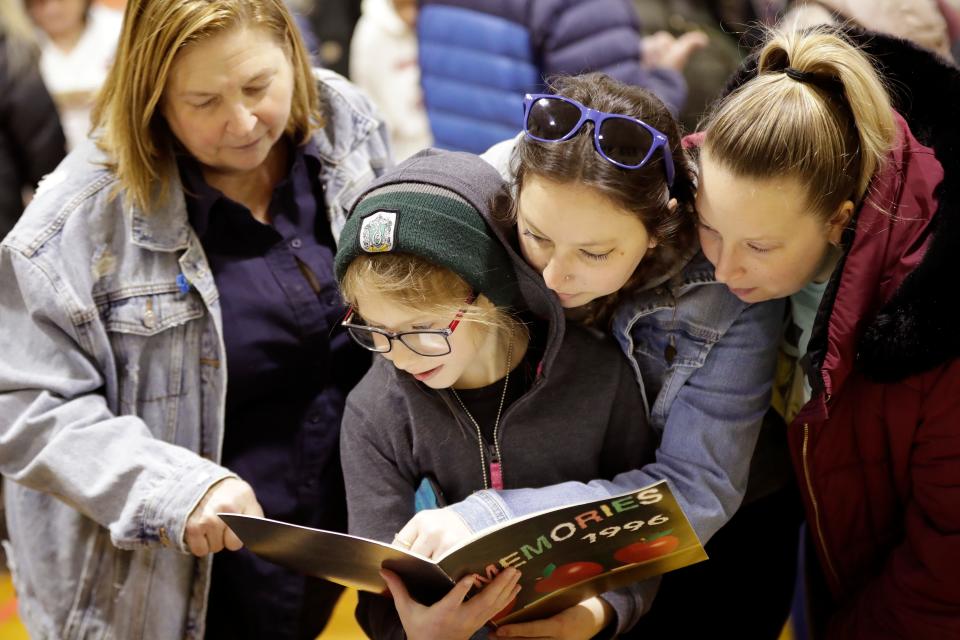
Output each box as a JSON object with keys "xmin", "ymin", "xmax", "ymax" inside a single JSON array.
[{"xmin": 3, "ymin": 0, "xmax": 959, "ymax": 239}]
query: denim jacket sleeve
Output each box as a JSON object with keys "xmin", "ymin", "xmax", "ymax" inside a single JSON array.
[
  {"xmin": 0, "ymin": 245, "xmax": 234, "ymax": 553},
  {"xmin": 450, "ymin": 298, "xmax": 784, "ymax": 624}
]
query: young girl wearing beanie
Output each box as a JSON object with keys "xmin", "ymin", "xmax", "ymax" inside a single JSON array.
[{"xmin": 334, "ymin": 149, "xmax": 654, "ymax": 640}]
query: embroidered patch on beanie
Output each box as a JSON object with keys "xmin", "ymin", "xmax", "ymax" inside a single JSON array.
[
  {"xmin": 359, "ymin": 210, "xmax": 397, "ymax": 253},
  {"xmin": 334, "ymin": 150, "xmax": 522, "ymax": 309}
]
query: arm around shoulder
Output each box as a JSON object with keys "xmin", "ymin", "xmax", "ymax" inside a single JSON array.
[{"xmin": 451, "ymin": 297, "xmax": 784, "ymax": 542}]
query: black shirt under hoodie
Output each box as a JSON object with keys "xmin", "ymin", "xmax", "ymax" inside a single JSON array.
[{"xmin": 338, "ymin": 150, "xmax": 655, "ymax": 639}]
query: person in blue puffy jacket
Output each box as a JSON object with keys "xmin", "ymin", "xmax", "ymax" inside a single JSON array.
[{"xmin": 417, "ymin": 0, "xmax": 705, "ymax": 153}]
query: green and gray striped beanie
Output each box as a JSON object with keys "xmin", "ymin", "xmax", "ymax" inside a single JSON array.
[{"xmin": 334, "ymin": 150, "xmax": 521, "ymax": 308}]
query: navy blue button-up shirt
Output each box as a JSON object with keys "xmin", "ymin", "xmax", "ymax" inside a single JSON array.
[{"xmin": 179, "ymin": 140, "xmax": 369, "ymax": 639}]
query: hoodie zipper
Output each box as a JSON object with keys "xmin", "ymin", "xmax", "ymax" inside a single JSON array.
[
  {"xmin": 802, "ymin": 422, "xmax": 840, "ymax": 584},
  {"xmin": 482, "ymin": 356, "xmax": 547, "ymax": 491}
]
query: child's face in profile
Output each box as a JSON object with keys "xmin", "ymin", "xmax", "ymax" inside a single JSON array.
[{"xmin": 352, "ymin": 293, "xmax": 494, "ymax": 390}]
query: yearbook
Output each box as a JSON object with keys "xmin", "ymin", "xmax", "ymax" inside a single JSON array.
[{"xmin": 220, "ymin": 480, "xmax": 706, "ymax": 625}]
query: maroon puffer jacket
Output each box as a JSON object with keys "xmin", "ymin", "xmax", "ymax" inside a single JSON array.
[{"xmin": 726, "ymin": 30, "xmax": 960, "ymax": 639}]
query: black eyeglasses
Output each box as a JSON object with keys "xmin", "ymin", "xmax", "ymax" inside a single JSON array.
[
  {"xmin": 341, "ymin": 296, "xmax": 476, "ymax": 357},
  {"xmin": 522, "ymin": 93, "xmax": 675, "ymax": 186}
]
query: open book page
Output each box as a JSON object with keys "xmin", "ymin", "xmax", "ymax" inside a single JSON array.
[{"xmin": 219, "ymin": 514, "xmax": 454, "ymax": 604}]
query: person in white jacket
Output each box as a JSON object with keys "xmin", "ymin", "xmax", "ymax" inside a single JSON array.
[
  {"xmin": 26, "ymin": 0, "xmax": 123, "ymax": 149},
  {"xmin": 350, "ymin": 0, "xmax": 432, "ymax": 160},
  {"xmin": 782, "ymin": 0, "xmax": 958, "ymax": 61}
]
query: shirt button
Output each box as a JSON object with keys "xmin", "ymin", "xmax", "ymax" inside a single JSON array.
[{"xmin": 290, "ymin": 238, "xmax": 302, "ymax": 249}]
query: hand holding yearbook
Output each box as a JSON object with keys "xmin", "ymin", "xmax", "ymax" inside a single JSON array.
[{"xmin": 220, "ymin": 480, "xmax": 706, "ymax": 626}]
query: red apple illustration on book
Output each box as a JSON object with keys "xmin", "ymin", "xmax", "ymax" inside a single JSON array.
[
  {"xmin": 534, "ymin": 561, "xmax": 605, "ymax": 594},
  {"xmin": 613, "ymin": 531, "xmax": 680, "ymax": 565}
]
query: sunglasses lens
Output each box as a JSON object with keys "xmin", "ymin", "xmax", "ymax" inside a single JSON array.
[
  {"xmin": 526, "ymin": 97, "xmax": 582, "ymax": 140},
  {"xmin": 598, "ymin": 117, "xmax": 654, "ymax": 167}
]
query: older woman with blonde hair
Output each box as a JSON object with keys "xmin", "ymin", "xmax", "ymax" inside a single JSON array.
[{"xmin": 0, "ymin": 0, "xmax": 390, "ymax": 637}]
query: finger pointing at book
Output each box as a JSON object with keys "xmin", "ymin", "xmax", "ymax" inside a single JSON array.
[{"xmin": 184, "ymin": 477, "xmax": 263, "ymax": 556}]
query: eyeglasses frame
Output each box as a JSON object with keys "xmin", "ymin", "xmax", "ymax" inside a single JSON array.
[{"xmin": 341, "ymin": 294, "xmax": 477, "ymax": 357}]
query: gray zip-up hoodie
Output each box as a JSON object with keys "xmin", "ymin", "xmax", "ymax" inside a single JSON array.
[{"xmin": 338, "ymin": 150, "xmax": 655, "ymax": 638}]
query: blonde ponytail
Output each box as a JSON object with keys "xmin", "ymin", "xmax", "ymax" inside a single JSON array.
[{"xmin": 703, "ymin": 26, "xmax": 897, "ymax": 218}]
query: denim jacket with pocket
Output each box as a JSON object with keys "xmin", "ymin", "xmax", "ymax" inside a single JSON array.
[{"xmin": 0, "ymin": 69, "xmax": 390, "ymax": 640}]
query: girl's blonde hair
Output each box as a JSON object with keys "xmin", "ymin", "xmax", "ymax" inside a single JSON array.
[
  {"xmin": 340, "ymin": 253, "xmax": 526, "ymax": 346},
  {"xmin": 702, "ymin": 26, "xmax": 897, "ymax": 219},
  {"xmin": 92, "ymin": 0, "xmax": 321, "ymax": 213}
]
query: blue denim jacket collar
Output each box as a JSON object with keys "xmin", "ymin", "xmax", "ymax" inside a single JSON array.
[
  {"xmin": 311, "ymin": 78, "xmax": 380, "ymax": 163},
  {"xmin": 129, "ymin": 185, "xmax": 192, "ymax": 252},
  {"xmin": 615, "ymin": 252, "xmax": 735, "ymax": 324}
]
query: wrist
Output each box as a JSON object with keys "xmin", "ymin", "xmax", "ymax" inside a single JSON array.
[
  {"xmin": 592, "ymin": 597, "xmax": 617, "ymax": 629},
  {"xmin": 588, "ymin": 596, "xmax": 615, "ymax": 631}
]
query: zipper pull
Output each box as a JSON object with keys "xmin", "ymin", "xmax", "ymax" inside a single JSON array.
[
  {"xmin": 488, "ymin": 445, "xmax": 503, "ymax": 490},
  {"xmin": 489, "ymin": 460, "xmax": 504, "ymax": 490}
]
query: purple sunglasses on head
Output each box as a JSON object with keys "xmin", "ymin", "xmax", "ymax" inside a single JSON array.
[{"xmin": 522, "ymin": 93, "xmax": 675, "ymax": 187}]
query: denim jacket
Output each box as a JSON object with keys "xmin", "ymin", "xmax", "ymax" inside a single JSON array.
[
  {"xmin": 450, "ymin": 251, "xmax": 784, "ymax": 625},
  {"xmin": 0, "ymin": 69, "xmax": 390, "ymax": 640}
]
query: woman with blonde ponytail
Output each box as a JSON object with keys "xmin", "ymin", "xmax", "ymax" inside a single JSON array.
[{"xmin": 693, "ymin": 25, "xmax": 960, "ymax": 639}]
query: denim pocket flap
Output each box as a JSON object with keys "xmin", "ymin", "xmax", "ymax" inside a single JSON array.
[
  {"xmin": 101, "ymin": 290, "xmax": 205, "ymax": 337},
  {"xmin": 632, "ymin": 321, "xmax": 717, "ymax": 369}
]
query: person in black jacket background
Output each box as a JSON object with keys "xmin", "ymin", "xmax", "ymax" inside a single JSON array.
[{"xmin": 0, "ymin": 0, "xmax": 66, "ymax": 239}]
